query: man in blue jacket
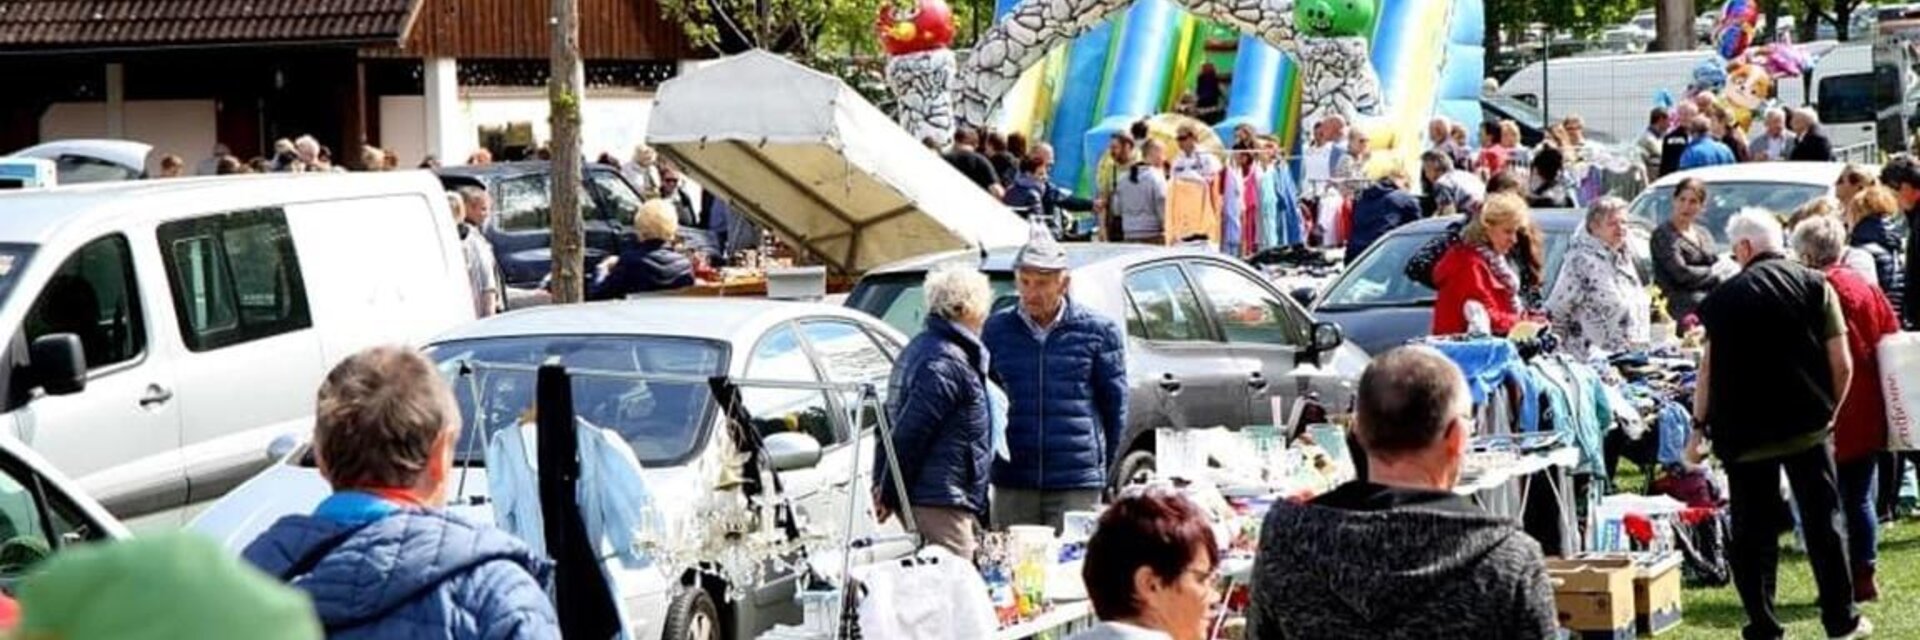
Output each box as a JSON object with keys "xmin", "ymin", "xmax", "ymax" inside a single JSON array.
[
  {"xmin": 243, "ymin": 346, "xmax": 560, "ymax": 639},
  {"xmin": 1677, "ymin": 115, "xmax": 1736, "ymax": 171},
  {"xmin": 984, "ymin": 230, "xmax": 1130, "ymax": 530}
]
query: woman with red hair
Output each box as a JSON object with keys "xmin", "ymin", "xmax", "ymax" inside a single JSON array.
[{"xmin": 1069, "ymin": 489, "xmax": 1220, "ymax": 640}]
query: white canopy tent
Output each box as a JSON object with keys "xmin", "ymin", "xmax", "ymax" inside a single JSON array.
[{"xmin": 647, "ymin": 50, "xmax": 1031, "ymax": 275}]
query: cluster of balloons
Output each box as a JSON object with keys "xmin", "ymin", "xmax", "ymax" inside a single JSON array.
[{"xmin": 1713, "ymin": 0, "xmax": 1761, "ymax": 61}]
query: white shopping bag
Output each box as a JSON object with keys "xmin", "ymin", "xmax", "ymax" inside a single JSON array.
[{"xmin": 1881, "ymin": 332, "xmax": 1920, "ymax": 451}]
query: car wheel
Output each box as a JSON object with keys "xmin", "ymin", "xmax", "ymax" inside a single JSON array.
[
  {"xmin": 662, "ymin": 587, "xmax": 720, "ymax": 640},
  {"xmin": 1114, "ymin": 449, "xmax": 1155, "ymax": 490}
]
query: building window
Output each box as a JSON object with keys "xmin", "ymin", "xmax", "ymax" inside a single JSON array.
[{"xmin": 457, "ymin": 60, "xmax": 680, "ymax": 90}]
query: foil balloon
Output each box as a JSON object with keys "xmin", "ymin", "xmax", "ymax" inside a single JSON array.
[
  {"xmin": 1689, "ymin": 58, "xmax": 1729, "ymax": 94},
  {"xmin": 876, "ymin": 0, "xmax": 956, "ymax": 57},
  {"xmin": 1721, "ymin": 62, "xmax": 1771, "ymax": 133},
  {"xmin": 1749, "ymin": 42, "xmax": 1810, "ymax": 78},
  {"xmin": 1714, "ymin": 0, "xmax": 1760, "ymax": 60}
]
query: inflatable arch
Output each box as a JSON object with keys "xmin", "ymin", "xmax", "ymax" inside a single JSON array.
[{"xmin": 955, "ymin": 0, "xmax": 1385, "ymax": 134}]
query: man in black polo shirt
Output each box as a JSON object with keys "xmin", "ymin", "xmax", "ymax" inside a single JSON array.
[
  {"xmin": 943, "ymin": 127, "xmax": 1003, "ymax": 198},
  {"xmin": 1658, "ymin": 102, "xmax": 1696, "ymax": 178},
  {"xmin": 1693, "ymin": 209, "xmax": 1869, "ymax": 640}
]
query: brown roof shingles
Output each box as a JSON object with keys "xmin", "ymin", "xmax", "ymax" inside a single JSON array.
[{"xmin": 0, "ymin": 0, "xmax": 421, "ymax": 50}]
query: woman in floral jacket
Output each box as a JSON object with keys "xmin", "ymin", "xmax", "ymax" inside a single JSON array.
[{"xmin": 1546, "ymin": 197, "xmax": 1650, "ymax": 357}]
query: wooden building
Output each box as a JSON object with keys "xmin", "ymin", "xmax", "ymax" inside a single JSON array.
[{"xmin": 0, "ymin": 0, "xmax": 702, "ymax": 170}]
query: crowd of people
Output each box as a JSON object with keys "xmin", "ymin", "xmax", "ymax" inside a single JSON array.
[
  {"xmin": 1414, "ymin": 151, "xmax": 1916, "ymax": 640},
  {"xmin": 1640, "ymin": 98, "xmax": 1839, "ymax": 179}
]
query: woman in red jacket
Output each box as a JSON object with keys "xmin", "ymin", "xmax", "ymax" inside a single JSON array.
[
  {"xmin": 1791, "ymin": 215, "xmax": 1902, "ymax": 602},
  {"xmin": 1432, "ymin": 193, "xmax": 1533, "ymax": 335}
]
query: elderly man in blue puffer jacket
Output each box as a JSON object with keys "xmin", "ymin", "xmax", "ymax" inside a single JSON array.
[
  {"xmin": 243, "ymin": 346, "xmax": 560, "ymax": 639},
  {"xmin": 985, "ymin": 230, "xmax": 1129, "ymax": 530}
]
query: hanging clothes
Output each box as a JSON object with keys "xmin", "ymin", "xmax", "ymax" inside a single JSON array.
[
  {"xmin": 486, "ymin": 417, "xmax": 662, "ymax": 564},
  {"xmin": 1532, "ymin": 356, "xmax": 1610, "ymax": 483},
  {"xmin": 1240, "ymin": 167, "xmax": 1260, "ymax": 255},
  {"xmin": 1421, "ymin": 338, "xmax": 1541, "ymax": 432},
  {"xmin": 1655, "ymin": 402, "xmax": 1693, "ymax": 466},
  {"xmin": 1221, "ymin": 167, "xmax": 1249, "ymax": 256},
  {"xmin": 1256, "ymin": 161, "xmax": 1285, "ymax": 249}
]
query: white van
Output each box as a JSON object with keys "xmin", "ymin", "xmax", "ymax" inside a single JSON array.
[
  {"xmin": 1498, "ymin": 43, "xmax": 1867, "ymax": 146},
  {"xmin": 0, "ymin": 171, "xmax": 474, "ymax": 523}
]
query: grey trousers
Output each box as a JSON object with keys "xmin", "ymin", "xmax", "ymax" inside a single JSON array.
[
  {"xmin": 912, "ymin": 506, "xmax": 979, "ymax": 560},
  {"xmin": 992, "ymin": 487, "xmax": 1102, "ymax": 531}
]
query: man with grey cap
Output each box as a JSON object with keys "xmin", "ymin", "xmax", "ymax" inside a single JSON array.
[{"xmin": 984, "ymin": 227, "xmax": 1130, "ymax": 529}]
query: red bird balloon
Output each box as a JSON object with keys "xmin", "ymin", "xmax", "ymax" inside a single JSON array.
[{"xmin": 877, "ymin": 0, "xmax": 957, "ymax": 57}]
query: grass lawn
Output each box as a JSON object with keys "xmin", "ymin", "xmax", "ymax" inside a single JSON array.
[
  {"xmin": 1611, "ymin": 462, "xmax": 1920, "ymax": 638},
  {"xmin": 1663, "ymin": 521, "xmax": 1920, "ymax": 639}
]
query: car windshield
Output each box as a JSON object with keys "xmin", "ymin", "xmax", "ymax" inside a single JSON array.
[
  {"xmin": 426, "ymin": 335, "xmax": 727, "ymax": 466},
  {"xmin": 491, "ymin": 174, "xmax": 596, "ymax": 232},
  {"xmin": 847, "ymin": 272, "xmax": 1018, "ymax": 337},
  {"xmin": 1317, "ymin": 227, "xmax": 1573, "ymax": 311},
  {"xmin": 1628, "ymin": 182, "xmax": 1828, "ymax": 244}
]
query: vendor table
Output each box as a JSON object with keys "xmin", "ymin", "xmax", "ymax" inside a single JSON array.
[
  {"xmin": 674, "ymin": 276, "xmax": 856, "ymax": 297},
  {"xmin": 992, "ymin": 601, "xmax": 1096, "ymax": 640},
  {"xmin": 1458, "ymin": 447, "xmax": 1581, "ymax": 555}
]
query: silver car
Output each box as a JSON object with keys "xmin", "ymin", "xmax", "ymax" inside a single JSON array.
[
  {"xmin": 846, "ymin": 244, "xmax": 1369, "ymax": 487},
  {"xmin": 191, "ymin": 298, "xmax": 911, "ymax": 640}
]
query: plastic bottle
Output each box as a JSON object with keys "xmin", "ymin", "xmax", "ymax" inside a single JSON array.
[{"xmin": 984, "ymin": 564, "xmax": 1017, "ymax": 626}]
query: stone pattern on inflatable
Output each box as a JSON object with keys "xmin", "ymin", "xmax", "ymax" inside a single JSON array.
[
  {"xmin": 887, "ymin": 48, "xmax": 960, "ymax": 146},
  {"xmin": 1295, "ymin": 36, "xmax": 1380, "ymax": 132},
  {"xmin": 955, "ymin": 0, "xmax": 1132, "ymax": 127},
  {"xmin": 953, "ymin": 0, "xmax": 1383, "ymax": 139}
]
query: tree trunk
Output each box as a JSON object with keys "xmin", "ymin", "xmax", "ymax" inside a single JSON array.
[
  {"xmin": 1803, "ymin": 0, "xmax": 1825, "ymax": 43},
  {"xmin": 548, "ymin": 0, "xmax": 586, "ymax": 304},
  {"xmin": 1837, "ymin": 0, "xmax": 1855, "ymax": 41},
  {"xmin": 1485, "ymin": 19, "xmax": 1503, "ymax": 82},
  {"xmin": 1654, "ymin": 0, "xmax": 1696, "ymax": 52}
]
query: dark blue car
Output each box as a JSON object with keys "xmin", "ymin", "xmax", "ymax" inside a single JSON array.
[{"xmin": 436, "ymin": 162, "xmax": 717, "ymax": 290}]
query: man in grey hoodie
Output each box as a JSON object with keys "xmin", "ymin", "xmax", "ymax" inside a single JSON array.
[{"xmin": 1245, "ymin": 346, "xmax": 1557, "ymax": 640}]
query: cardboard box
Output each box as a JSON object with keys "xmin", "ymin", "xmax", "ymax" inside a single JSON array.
[
  {"xmin": 1547, "ymin": 557, "xmax": 1637, "ymax": 640},
  {"xmin": 1635, "ymin": 555, "xmax": 1684, "ymax": 636}
]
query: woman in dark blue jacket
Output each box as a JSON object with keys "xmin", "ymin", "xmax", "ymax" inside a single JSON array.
[
  {"xmin": 1849, "ymin": 185, "xmax": 1907, "ymax": 321},
  {"xmin": 586, "ymin": 199, "xmax": 694, "ymax": 300},
  {"xmin": 872, "ymin": 267, "xmax": 999, "ymax": 559}
]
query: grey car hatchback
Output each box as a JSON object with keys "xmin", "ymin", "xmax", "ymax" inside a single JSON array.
[{"xmin": 846, "ymin": 244, "xmax": 1368, "ymax": 487}]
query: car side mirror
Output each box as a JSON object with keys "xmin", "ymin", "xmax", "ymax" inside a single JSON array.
[
  {"xmin": 1289, "ymin": 287, "xmax": 1317, "ymax": 308},
  {"xmin": 765, "ymin": 431, "xmax": 824, "ymax": 472},
  {"xmin": 1309, "ymin": 321, "xmax": 1344, "ymax": 355},
  {"xmin": 29, "ymin": 334, "xmax": 85, "ymax": 396},
  {"xmin": 267, "ymin": 434, "xmax": 301, "ymax": 461}
]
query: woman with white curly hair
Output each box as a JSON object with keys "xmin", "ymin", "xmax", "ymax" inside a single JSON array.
[{"xmin": 871, "ymin": 266, "xmax": 1004, "ymax": 559}]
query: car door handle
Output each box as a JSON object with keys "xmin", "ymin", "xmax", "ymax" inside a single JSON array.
[
  {"xmin": 138, "ymin": 384, "xmax": 173, "ymax": 409},
  {"xmin": 1158, "ymin": 374, "xmax": 1183, "ymax": 393},
  {"xmin": 1248, "ymin": 372, "xmax": 1270, "ymax": 391}
]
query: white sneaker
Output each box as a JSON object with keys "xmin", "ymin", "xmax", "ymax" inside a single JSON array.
[{"xmin": 1831, "ymin": 616, "xmax": 1874, "ymax": 640}]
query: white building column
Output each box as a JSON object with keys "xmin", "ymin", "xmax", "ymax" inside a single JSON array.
[
  {"xmin": 104, "ymin": 63, "xmax": 125, "ymax": 138},
  {"xmin": 423, "ymin": 57, "xmax": 466, "ymax": 164}
]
